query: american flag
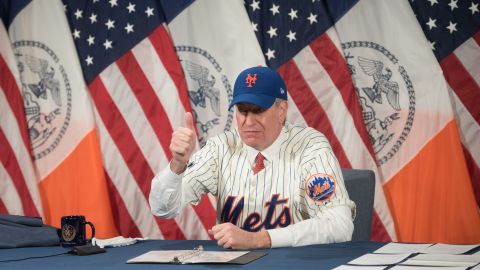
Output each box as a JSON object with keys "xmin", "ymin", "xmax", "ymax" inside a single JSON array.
[
  {"xmin": 2, "ymin": 0, "xmax": 478, "ymax": 242},
  {"xmin": 245, "ymin": 0, "xmax": 395, "ymax": 241},
  {"xmin": 409, "ymin": 0, "xmax": 480, "ymax": 206},
  {"xmin": 62, "ymin": 0, "xmax": 215, "ymax": 239},
  {"xmin": 0, "ymin": 20, "xmax": 41, "ymax": 217}
]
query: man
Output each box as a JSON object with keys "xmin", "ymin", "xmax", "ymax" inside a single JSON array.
[{"xmin": 150, "ymin": 66, "xmax": 355, "ymax": 249}]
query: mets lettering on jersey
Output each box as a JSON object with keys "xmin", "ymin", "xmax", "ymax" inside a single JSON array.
[
  {"xmin": 220, "ymin": 194, "xmax": 291, "ymax": 232},
  {"xmin": 181, "ymin": 123, "xmax": 354, "ymax": 232}
]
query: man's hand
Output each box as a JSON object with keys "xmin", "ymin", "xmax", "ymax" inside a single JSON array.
[
  {"xmin": 208, "ymin": 223, "xmax": 271, "ymax": 250},
  {"xmin": 169, "ymin": 112, "xmax": 197, "ymax": 174}
]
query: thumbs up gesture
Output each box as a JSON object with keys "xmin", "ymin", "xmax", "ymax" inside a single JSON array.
[{"xmin": 170, "ymin": 112, "xmax": 197, "ymax": 174}]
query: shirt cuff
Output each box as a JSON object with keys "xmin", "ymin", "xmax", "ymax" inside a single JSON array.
[
  {"xmin": 160, "ymin": 163, "xmax": 183, "ymax": 187},
  {"xmin": 267, "ymin": 227, "xmax": 293, "ymax": 248},
  {"xmin": 149, "ymin": 164, "xmax": 187, "ymax": 218}
]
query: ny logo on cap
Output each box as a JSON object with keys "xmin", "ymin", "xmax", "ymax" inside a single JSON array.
[{"xmin": 245, "ymin": 73, "xmax": 257, "ymax": 88}]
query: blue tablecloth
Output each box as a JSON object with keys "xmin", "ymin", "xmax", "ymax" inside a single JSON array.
[{"xmin": 0, "ymin": 240, "xmax": 385, "ymax": 269}]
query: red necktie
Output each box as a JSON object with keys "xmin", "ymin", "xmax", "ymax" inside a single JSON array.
[{"xmin": 253, "ymin": 152, "xmax": 265, "ymax": 175}]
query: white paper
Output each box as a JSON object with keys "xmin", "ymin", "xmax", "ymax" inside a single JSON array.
[
  {"xmin": 391, "ymin": 266, "xmax": 468, "ymax": 270},
  {"xmin": 348, "ymin": 253, "xmax": 411, "ymax": 265},
  {"xmin": 401, "ymin": 254, "xmax": 480, "ymax": 267},
  {"xmin": 420, "ymin": 244, "xmax": 480, "ymax": 255},
  {"xmin": 333, "ymin": 265, "xmax": 385, "ymax": 270},
  {"xmin": 127, "ymin": 250, "xmax": 249, "ymax": 264},
  {"xmin": 374, "ymin": 243, "xmax": 433, "ymax": 254}
]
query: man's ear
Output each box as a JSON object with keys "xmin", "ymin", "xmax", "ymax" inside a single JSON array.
[{"xmin": 278, "ymin": 100, "xmax": 288, "ymax": 123}]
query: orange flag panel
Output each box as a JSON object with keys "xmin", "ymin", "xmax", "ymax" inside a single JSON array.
[
  {"xmin": 384, "ymin": 121, "xmax": 480, "ymax": 243},
  {"xmin": 39, "ymin": 130, "xmax": 118, "ymax": 238}
]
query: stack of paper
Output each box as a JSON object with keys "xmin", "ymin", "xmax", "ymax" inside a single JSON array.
[
  {"xmin": 400, "ymin": 254, "xmax": 479, "ymax": 268},
  {"xmin": 334, "ymin": 243, "xmax": 480, "ymax": 269}
]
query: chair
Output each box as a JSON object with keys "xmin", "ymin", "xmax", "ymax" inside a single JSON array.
[{"xmin": 341, "ymin": 168, "xmax": 375, "ymax": 241}]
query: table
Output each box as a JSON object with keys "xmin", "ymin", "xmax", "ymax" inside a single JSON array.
[{"xmin": 0, "ymin": 240, "xmax": 385, "ymax": 269}]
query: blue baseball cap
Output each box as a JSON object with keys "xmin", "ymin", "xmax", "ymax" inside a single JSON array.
[{"xmin": 228, "ymin": 66, "xmax": 288, "ymax": 110}]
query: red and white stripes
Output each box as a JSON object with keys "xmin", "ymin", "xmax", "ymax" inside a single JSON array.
[
  {"xmin": 278, "ymin": 30, "xmax": 396, "ymax": 241},
  {"xmin": 0, "ymin": 23, "xmax": 41, "ymax": 217},
  {"xmin": 88, "ymin": 24, "xmax": 215, "ymax": 239},
  {"xmin": 440, "ymin": 31, "xmax": 480, "ymax": 205}
]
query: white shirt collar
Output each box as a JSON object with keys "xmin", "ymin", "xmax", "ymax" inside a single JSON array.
[{"xmin": 244, "ymin": 125, "xmax": 287, "ymax": 165}]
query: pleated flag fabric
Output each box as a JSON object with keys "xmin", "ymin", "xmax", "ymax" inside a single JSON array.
[
  {"xmin": 245, "ymin": 0, "xmax": 396, "ymax": 241},
  {"xmin": 333, "ymin": 0, "xmax": 480, "ymax": 243},
  {"xmin": 3, "ymin": 0, "xmax": 117, "ymax": 237},
  {"xmin": 0, "ymin": 18, "xmax": 41, "ymax": 218},
  {"xmin": 1, "ymin": 0, "xmax": 478, "ymax": 243}
]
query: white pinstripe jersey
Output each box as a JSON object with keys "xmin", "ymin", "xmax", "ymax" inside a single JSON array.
[{"xmin": 184, "ymin": 123, "xmax": 355, "ymax": 231}]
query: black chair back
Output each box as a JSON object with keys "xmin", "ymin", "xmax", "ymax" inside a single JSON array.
[{"xmin": 342, "ymin": 169, "xmax": 375, "ymax": 241}]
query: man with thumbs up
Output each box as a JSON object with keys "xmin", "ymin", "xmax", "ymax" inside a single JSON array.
[{"xmin": 150, "ymin": 66, "xmax": 355, "ymax": 250}]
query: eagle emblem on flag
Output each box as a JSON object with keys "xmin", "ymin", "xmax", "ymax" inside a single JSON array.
[
  {"xmin": 14, "ymin": 40, "xmax": 72, "ymax": 160},
  {"xmin": 343, "ymin": 40, "xmax": 416, "ymax": 164}
]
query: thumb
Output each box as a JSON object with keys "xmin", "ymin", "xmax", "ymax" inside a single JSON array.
[{"xmin": 184, "ymin": 112, "xmax": 195, "ymax": 131}]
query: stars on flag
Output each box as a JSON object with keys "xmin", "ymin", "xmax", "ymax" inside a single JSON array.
[
  {"xmin": 446, "ymin": 21, "xmax": 457, "ymax": 33},
  {"xmin": 126, "ymin": 3, "xmax": 135, "ymax": 13},
  {"xmin": 85, "ymin": 55, "xmax": 93, "ymax": 66},
  {"xmin": 145, "ymin": 6, "xmax": 154, "ymax": 17},
  {"xmin": 265, "ymin": 48, "xmax": 275, "ymax": 60},
  {"xmin": 247, "ymin": 1, "xmax": 318, "ymax": 62},
  {"xmin": 105, "ymin": 19, "xmax": 115, "ymax": 30},
  {"xmin": 286, "ymin": 30, "xmax": 296, "ymax": 42},
  {"xmin": 250, "ymin": 0, "xmax": 260, "ymax": 12},
  {"xmin": 103, "ymin": 39, "xmax": 113, "ymax": 50},
  {"xmin": 409, "ymin": 0, "xmax": 480, "ymax": 60},
  {"xmin": 426, "ymin": 17, "xmax": 437, "ymax": 29},
  {"xmin": 65, "ymin": 0, "xmax": 157, "ymax": 71},
  {"xmin": 270, "ymin": 4, "xmax": 280, "ymax": 15},
  {"xmin": 125, "ymin": 23, "xmax": 134, "ymax": 34},
  {"xmin": 267, "ymin": 26, "xmax": 277, "ymax": 38},
  {"xmin": 413, "ymin": 1, "xmax": 479, "ymax": 38},
  {"xmin": 251, "ymin": 21, "xmax": 258, "ymax": 32},
  {"xmin": 74, "ymin": 8, "xmax": 83, "ymax": 19},
  {"xmin": 470, "ymin": 2, "xmax": 479, "ymax": 14},
  {"xmin": 448, "ymin": 0, "xmax": 458, "ymax": 11},
  {"xmin": 89, "ymin": 13, "xmax": 97, "ymax": 23},
  {"xmin": 307, "ymin": 13, "xmax": 318, "ymax": 24},
  {"xmin": 73, "ymin": 29, "xmax": 80, "ymax": 39},
  {"xmin": 109, "ymin": 0, "xmax": 118, "ymax": 8},
  {"xmin": 86, "ymin": 35, "xmax": 95, "ymax": 46},
  {"xmin": 288, "ymin": 8, "xmax": 298, "ymax": 20}
]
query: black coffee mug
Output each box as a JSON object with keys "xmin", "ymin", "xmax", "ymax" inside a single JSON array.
[{"xmin": 57, "ymin": 215, "xmax": 95, "ymax": 247}]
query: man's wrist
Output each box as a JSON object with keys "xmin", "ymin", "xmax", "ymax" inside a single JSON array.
[
  {"xmin": 255, "ymin": 230, "xmax": 272, "ymax": 249},
  {"xmin": 170, "ymin": 160, "xmax": 187, "ymax": 175}
]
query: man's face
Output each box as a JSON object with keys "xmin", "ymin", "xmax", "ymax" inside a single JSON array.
[{"xmin": 236, "ymin": 101, "xmax": 287, "ymax": 151}]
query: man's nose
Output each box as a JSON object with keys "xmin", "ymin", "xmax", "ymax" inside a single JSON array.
[{"xmin": 244, "ymin": 112, "xmax": 256, "ymax": 125}]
